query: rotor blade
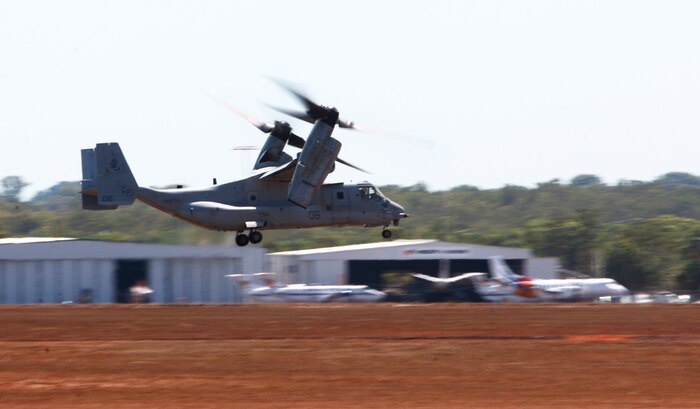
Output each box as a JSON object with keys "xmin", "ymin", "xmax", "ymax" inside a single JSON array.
[
  {"xmin": 203, "ymin": 91, "xmax": 274, "ymax": 133},
  {"xmin": 274, "ymin": 105, "xmax": 433, "ymax": 148},
  {"xmin": 230, "ymin": 107, "xmax": 275, "ymax": 133},
  {"xmin": 267, "ymin": 77, "xmax": 322, "ymax": 114},
  {"xmin": 231, "ymin": 145, "xmax": 259, "ymax": 151},
  {"xmin": 265, "ymin": 104, "xmax": 315, "ymax": 125},
  {"xmin": 340, "ymin": 121, "xmax": 435, "ymax": 149},
  {"xmin": 288, "ymin": 132, "xmax": 306, "ymax": 149},
  {"xmin": 336, "ymin": 157, "xmax": 370, "ymax": 174},
  {"xmin": 337, "ymin": 119, "xmax": 357, "ymax": 129},
  {"xmin": 266, "ymin": 80, "xmax": 434, "ymax": 148}
]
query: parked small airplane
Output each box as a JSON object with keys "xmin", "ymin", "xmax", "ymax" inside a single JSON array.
[
  {"xmin": 227, "ymin": 273, "xmax": 387, "ymax": 303},
  {"xmin": 412, "ymin": 256, "xmax": 629, "ymax": 302}
]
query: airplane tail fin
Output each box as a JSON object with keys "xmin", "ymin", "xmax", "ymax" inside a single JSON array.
[
  {"xmin": 81, "ymin": 143, "xmax": 138, "ymax": 210},
  {"xmin": 227, "ymin": 273, "xmax": 279, "ymax": 288},
  {"xmin": 488, "ymin": 256, "xmax": 520, "ymax": 282}
]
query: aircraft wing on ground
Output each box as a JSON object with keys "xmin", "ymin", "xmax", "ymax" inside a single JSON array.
[{"xmin": 412, "ymin": 272, "xmax": 486, "ymax": 284}]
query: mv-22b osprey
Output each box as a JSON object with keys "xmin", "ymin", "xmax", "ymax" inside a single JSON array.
[{"xmin": 80, "ymin": 83, "xmax": 410, "ymax": 246}]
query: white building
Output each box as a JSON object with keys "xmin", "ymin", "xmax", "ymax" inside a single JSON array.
[
  {"xmin": 0, "ymin": 238, "xmax": 265, "ymax": 304},
  {"xmin": 269, "ymin": 239, "xmax": 559, "ymax": 289}
]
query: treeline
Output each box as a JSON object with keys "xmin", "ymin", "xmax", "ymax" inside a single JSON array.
[{"xmin": 3, "ymin": 173, "xmax": 700, "ymax": 291}]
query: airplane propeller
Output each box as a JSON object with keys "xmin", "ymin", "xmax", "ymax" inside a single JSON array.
[
  {"xmin": 266, "ymin": 78, "xmax": 358, "ymax": 129},
  {"xmin": 268, "ymin": 78, "xmax": 434, "ymax": 148}
]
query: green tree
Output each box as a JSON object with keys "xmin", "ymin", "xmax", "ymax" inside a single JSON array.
[
  {"xmin": 655, "ymin": 172, "xmax": 700, "ymax": 188},
  {"xmin": 677, "ymin": 234, "xmax": 700, "ymax": 291},
  {"xmin": 570, "ymin": 174, "xmax": 602, "ymax": 187},
  {"xmin": 0, "ymin": 176, "xmax": 28, "ymax": 202},
  {"xmin": 523, "ymin": 210, "xmax": 600, "ymax": 275},
  {"xmin": 605, "ymin": 243, "xmax": 651, "ymax": 289},
  {"xmin": 603, "ymin": 216, "xmax": 700, "ymax": 290}
]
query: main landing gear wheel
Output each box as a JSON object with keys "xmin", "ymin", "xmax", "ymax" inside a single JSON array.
[
  {"xmin": 249, "ymin": 230, "xmax": 263, "ymax": 244},
  {"xmin": 235, "ymin": 233, "xmax": 249, "ymax": 247},
  {"xmin": 382, "ymin": 229, "xmax": 392, "ymax": 239}
]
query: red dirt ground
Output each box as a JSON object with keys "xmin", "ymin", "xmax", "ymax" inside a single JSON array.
[{"xmin": 1, "ymin": 304, "xmax": 700, "ymax": 408}]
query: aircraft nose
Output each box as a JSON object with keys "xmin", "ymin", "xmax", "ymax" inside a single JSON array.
[
  {"xmin": 611, "ymin": 283, "xmax": 629, "ymax": 295},
  {"xmin": 388, "ymin": 201, "xmax": 409, "ymax": 225},
  {"xmin": 390, "ymin": 201, "xmax": 408, "ymax": 217}
]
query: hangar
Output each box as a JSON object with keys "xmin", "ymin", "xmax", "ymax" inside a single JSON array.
[
  {"xmin": 0, "ymin": 238, "xmax": 265, "ymax": 304},
  {"xmin": 268, "ymin": 240, "xmax": 559, "ymax": 289}
]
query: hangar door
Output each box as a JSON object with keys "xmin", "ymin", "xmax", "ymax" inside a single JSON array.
[
  {"xmin": 348, "ymin": 260, "xmax": 440, "ymax": 289},
  {"xmin": 115, "ymin": 259, "xmax": 149, "ymax": 303}
]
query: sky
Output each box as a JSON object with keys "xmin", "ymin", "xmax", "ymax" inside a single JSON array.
[{"xmin": 1, "ymin": 1, "xmax": 700, "ymax": 200}]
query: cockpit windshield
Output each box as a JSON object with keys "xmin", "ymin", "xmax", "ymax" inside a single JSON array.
[{"xmin": 358, "ymin": 185, "xmax": 384, "ymax": 201}]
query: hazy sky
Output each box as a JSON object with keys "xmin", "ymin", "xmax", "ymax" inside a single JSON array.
[{"xmin": 2, "ymin": 1, "xmax": 699, "ymax": 199}]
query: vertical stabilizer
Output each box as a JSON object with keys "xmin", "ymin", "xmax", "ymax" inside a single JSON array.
[
  {"xmin": 81, "ymin": 143, "xmax": 138, "ymax": 210},
  {"xmin": 227, "ymin": 273, "xmax": 279, "ymax": 288},
  {"xmin": 488, "ymin": 256, "xmax": 520, "ymax": 282}
]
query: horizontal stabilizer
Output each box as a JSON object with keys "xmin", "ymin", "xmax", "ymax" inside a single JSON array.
[{"xmin": 81, "ymin": 193, "xmax": 118, "ymax": 211}]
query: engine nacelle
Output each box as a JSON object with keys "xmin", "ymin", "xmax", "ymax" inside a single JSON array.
[{"xmin": 287, "ymin": 121, "xmax": 341, "ymax": 208}]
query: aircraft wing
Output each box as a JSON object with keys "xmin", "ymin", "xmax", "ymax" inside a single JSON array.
[
  {"xmin": 412, "ymin": 272, "xmax": 485, "ymax": 284},
  {"xmin": 259, "ymin": 158, "xmax": 298, "ymax": 182},
  {"xmin": 411, "ymin": 273, "xmax": 443, "ymax": 283},
  {"xmin": 443, "ymin": 272, "xmax": 486, "ymax": 283}
]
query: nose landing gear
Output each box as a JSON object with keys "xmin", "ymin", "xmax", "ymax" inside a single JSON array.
[{"xmin": 381, "ymin": 227, "xmax": 392, "ymax": 239}]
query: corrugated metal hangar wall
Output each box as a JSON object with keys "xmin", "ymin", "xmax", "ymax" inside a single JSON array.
[{"xmin": 0, "ymin": 238, "xmax": 266, "ymax": 304}]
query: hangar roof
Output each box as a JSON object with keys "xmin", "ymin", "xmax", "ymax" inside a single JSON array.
[
  {"xmin": 0, "ymin": 238, "xmax": 261, "ymax": 260},
  {"xmin": 271, "ymin": 239, "xmax": 436, "ymax": 255},
  {"xmin": 269, "ymin": 239, "xmax": 531, "ymax": 260},
  {"xmin": 0, "ymin": 237, "xmax": 74, "ymax": 245}
]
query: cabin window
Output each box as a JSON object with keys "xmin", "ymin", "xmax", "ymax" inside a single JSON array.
[
  {"xmin": 358, "ymin": 186, "xmax": 377, "ymax": 200},
  {"xmin": 336, "ymin": 191, "xmax": 344, "ymax": 200}
]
